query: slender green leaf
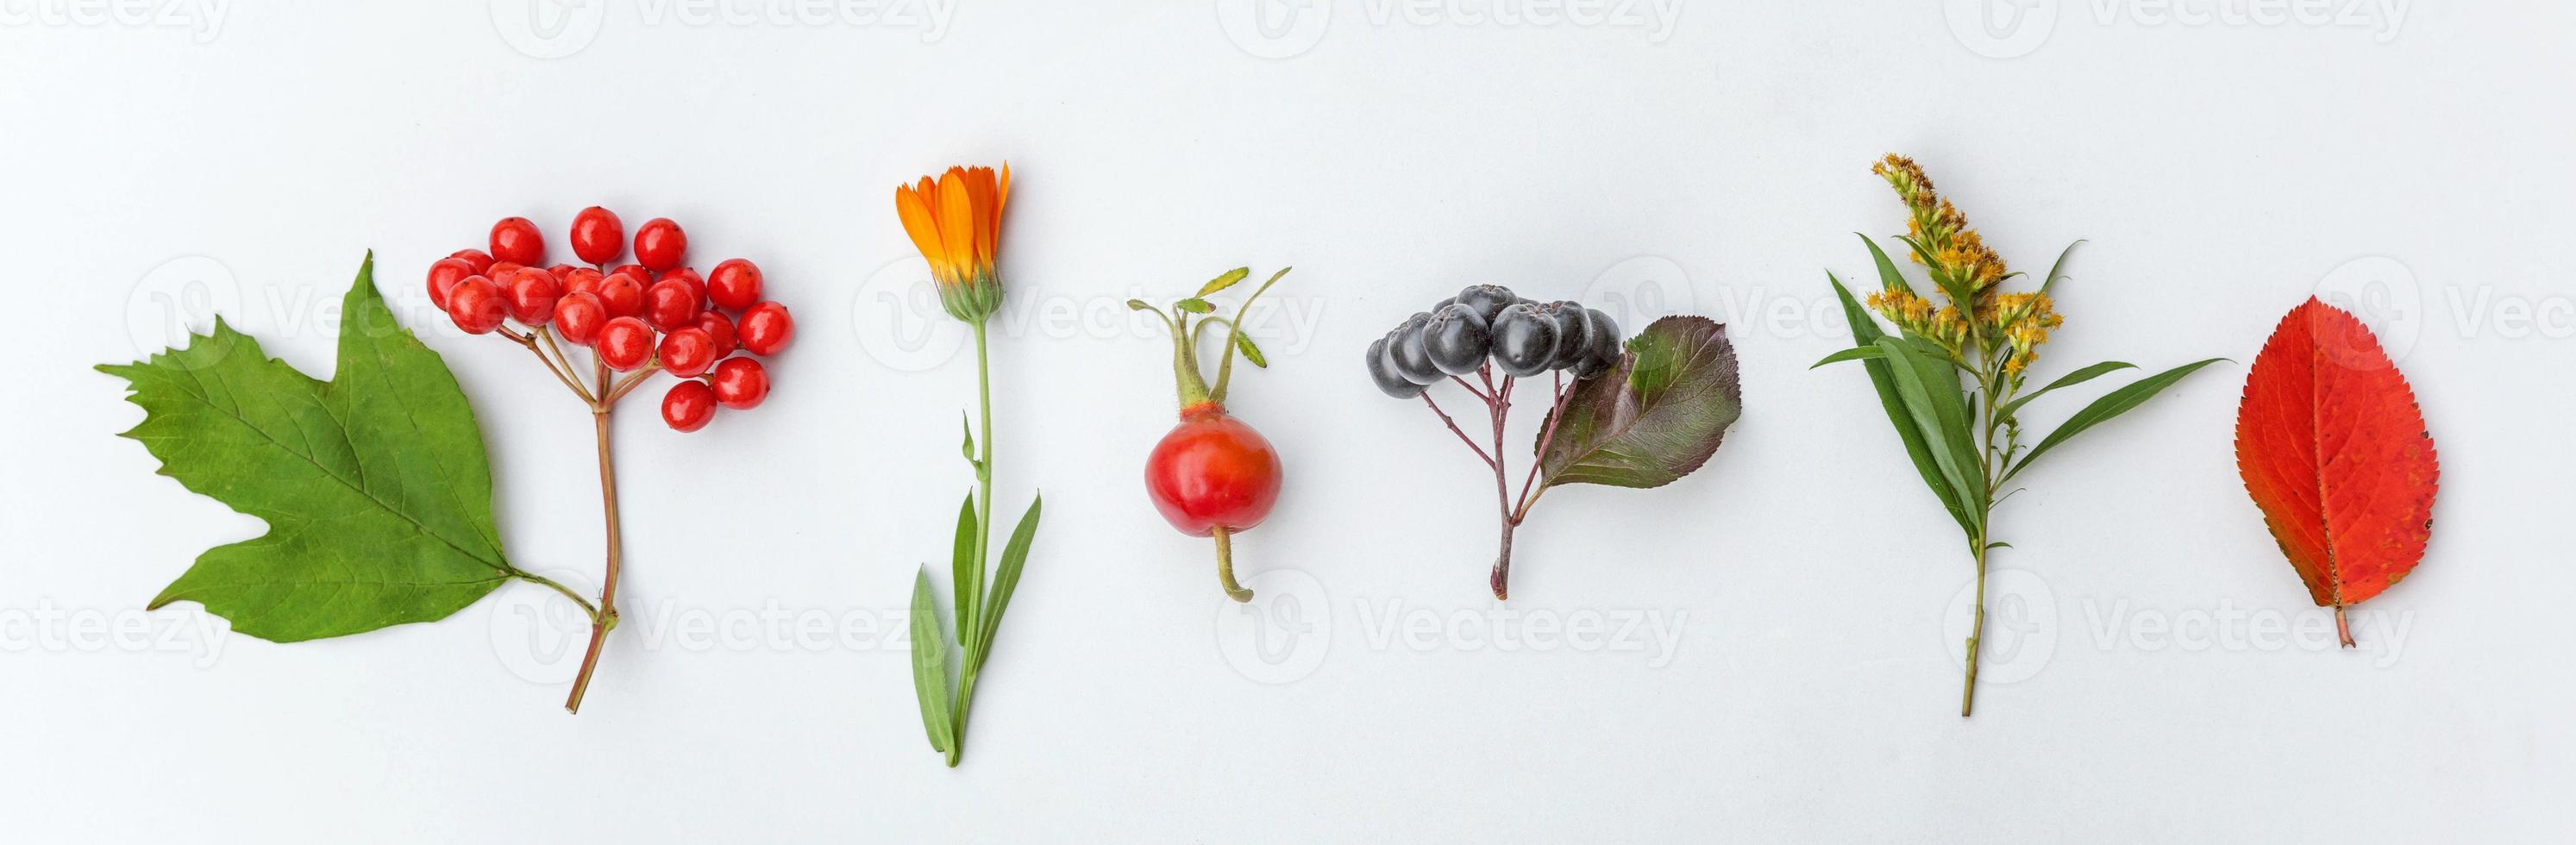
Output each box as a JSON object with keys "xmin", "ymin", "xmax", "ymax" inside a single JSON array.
[
  {"xmin": 1810, "ymin": 345, "xmax": 1889, "ymax": 368},
  {"xmin": 974, "ymin": 495, "xmax": 1044, "ymax": 667},
  {"xmin": 1232, "ymin": 331, "xmax": 1268, "ymax": 368},
  {"xmin": 1175, "ymin": 297, "xmax": 1214, "ymax": 314},
  {"xmin": 959, "ymin": 412, "xmax": 976, "ymax": 465},
  {"xmin": 1828, "ymin": 274, "xmax": 1973, "ymax": 535},
  {"xmin": 1857, "ymin": 233, "xmax": 1915, "ymax": 297},
  {"xmin": 1998, "ymin": 360, "xmax": 2136, "ymax": 419},
  {"xmin": 1877, "ymin": 337, "xmax": 1987, "ymax": 533},
  {"xmin": 1125, "ymin": 299, "xmax": 1154, "ymax": 311},
  {"xmin": 1195, "ymin": 267, "xmax": 1251, "ymax": 297},
  {"xmin": 950, "ymin": 491, "xmax": 978, "ymax": 655},
  {"xmin": 2006, "ymin": 358, "xmax": 2228, "ymax": 481},
  {"xmin": 907, "ymin": 568, "xmax": 954, "ymax": 754},
  {"xmin": 2039, "ymin": 241, "xmax": 2084, "ymax": 297},
  {"xmin": 99, "ymin": 256, "xmax": 515, "ymax": 642}
]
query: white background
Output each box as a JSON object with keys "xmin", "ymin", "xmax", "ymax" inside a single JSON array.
[{"xmin": 4, "ymin": 1, "xmax": 2569, "ymax": 842}]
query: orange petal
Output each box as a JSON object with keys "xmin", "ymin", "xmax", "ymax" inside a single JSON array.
[
  {"xmin": 894, "ymin": 182, "xmax": 945, "ymax": 270},
  {"xmin": 962, "ymin": 166, "xmax": 997, "ymax": 267},
  {"xmin": 935, "ymin": 169, "xmax": 975, "ymax": 277}
]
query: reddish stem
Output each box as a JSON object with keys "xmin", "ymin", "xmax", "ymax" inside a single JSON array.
[
  {"xmin": 2335, "ymin": 605, "xmax": 2354, "ymax": 648},
  {"xmin": 564, "ymin": 361, "xmax": 626, "ymax": 713}
]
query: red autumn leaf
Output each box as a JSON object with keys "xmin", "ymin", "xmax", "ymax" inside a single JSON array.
[{"xmin": 2234, "ymin": 297, "xmax": 2439, "ymax": 647}]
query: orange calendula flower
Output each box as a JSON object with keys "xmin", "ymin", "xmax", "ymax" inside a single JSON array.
[{"xmin": 896, "ymin": 164, "xmax": 1011, "ymax": 322}]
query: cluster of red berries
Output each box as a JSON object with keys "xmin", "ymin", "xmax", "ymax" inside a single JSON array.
[{"xmin": 423, "ymin": 209, "xmax": 796, "ymax": 431}]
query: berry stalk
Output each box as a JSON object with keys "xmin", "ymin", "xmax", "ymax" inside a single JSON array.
[{"xmin": 564, "ymin": 360, "xmax": 625, "ymax": 714}]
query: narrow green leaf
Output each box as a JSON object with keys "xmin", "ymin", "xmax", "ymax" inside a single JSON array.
[
  {"xmin": 2006, "ymin": 358, "xmax": 2228, "ymax": 482},
  {"xmin": 2039, "ymin": 240, "xmax": 2084, "ymax": 297},
  {"xmin": 1232, "ymin": 331, "xmax": 1268, "ymax": 368},
  {"xmin": 1827, "ymin": 274, "xmax": 1973, "ymax": 536},
  {"xmin": 1985, "ymin": 541, "xmax": 2014, "ymax": 551},
  {"xmin": 1877, "ymin": 337, "xmax": 1987, "ymax": 532},
  {"xmin": 1998, "ymin": 360, "xmax": 2136, "ymax": 419},
  {"xmin": 1175, "ymin": 298, "xmax": 1214, "ymax": 314},
  {"xmin": 1125, "ymin": 298, "xmax": 1155, "ymax": 312},
  {"xmin": 1195, "ymin": 267, "xmax": 1251, "ymax": 297},
  {"xmin": 959, "ymin": 412, "xmax": 975, "ymax": 465},
  {"xmin": 1810, "ymin": 345, "xmax": 1889, "ymax": 368},
  {"xmin": 100, "ymin": 256, "xmax": 513, "ymax": 642},
  {"xmin": 1856, "ymin": 234, "xmax": 1915, "ymax": 297},
  {"xmin": 974, "ymin": 494, "xmax": 1044, "ymax": 667},
  {"xmin": 950, "ymin": 491, "xmax": 978, "ymax": 656},
  {"xmin": 907, "ymin": 568, "xmax": 955, "ymax": 754}
]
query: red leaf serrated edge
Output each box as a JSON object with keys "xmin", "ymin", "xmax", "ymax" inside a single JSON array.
[{"xmin": 2233, "ymin": 297, "xmax": 2439, "ymax": 630}]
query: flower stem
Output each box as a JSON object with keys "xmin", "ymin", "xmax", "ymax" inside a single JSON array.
[
  {"xmin": 948, "ymin": 320, "xmax": 998, "ymax": 766},
  {"xmin": 1961, "ymin": 537, "xmax": 1987, "ymax": 717}
]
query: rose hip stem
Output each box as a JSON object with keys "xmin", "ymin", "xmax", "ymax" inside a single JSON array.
[{"xmin": 1420, "ymin": 365, "xmax": 1575, "ymax": 600}]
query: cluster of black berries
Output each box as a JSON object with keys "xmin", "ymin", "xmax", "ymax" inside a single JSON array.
[{"xmin": 1367, "ymin": 285, "xmax": 1623, "ymax": 397}]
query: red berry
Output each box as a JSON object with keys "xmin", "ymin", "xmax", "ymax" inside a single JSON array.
[
  {"xmin": 658, "ymin": 328, "xmax": 718, "ymax": 377},
  {"xmin": 1144, "ymin": 410, "xmax": 1283, "ymax": 536},
  {"xmin": 554, "ymin": 291, "xmax": 608, "ymax": 344},
  {"xmin": 660, "ymin": 266, "xmax": 707, "ymax": 303},
  {"xmin": 546, "ymin": 263, "xmax": 577, "ymax": 279},
  {"xmin": 642, "ymin": 278, "xmax": 702, "ymax": 331},
  {"xmin": 448, "ymin": 248, "xmax": 494, "ymax": 275},
  {"xmin": 610, "ymin": 263, "xmax": 650, "ymax": 283},
  {"xmin": 504, "ymin": 267, "xmax": 561, "ymax": 326},
  {"xmin": 737, "ymin": 301, "xmax": 793, "ymax": 355},
  {"xmin": 425, "ymin": 258, "xmax": 474, "ymax": 310},
  {"xmin": 707, "ymin": 259, "xmax": 762, "ymax": 310},
  {"xmin": 596, "ymin": 316, "xmax": 655, "ymax": 371},
  {"xmin": 710, "ymin": 356, "xmax": 769, "ymax": 410},
  {"xmin": 561, "ymin": 266, "xmax": 605, "ymax": 297},
  {"xmin": 446, "ymin": 275, "xmax": 508, "ymax": 335},
  {"xmin": 597, "ymin": 272, "xmax": 647, "ymax": 319},
  {"xmin": 487, "ymin": 260, "xmax": 526, "ymax": 281},
  {"xmin": 633, "ymin": 217, "xmax": 686, "ymax": 271},
  {"xmin": 695, "ymin": 311, "xmax": 738, "ymax": 356},
  {"xmin": 570, "ymin": 206, "xmax": 625, "ymax": 266},
  {"xmin": 661, "ymin": 380, "xmax": 718, "ymax": 432},
  {"xmin": 490, "ymin": 216, "xmax": 545, "ymax": 266}
]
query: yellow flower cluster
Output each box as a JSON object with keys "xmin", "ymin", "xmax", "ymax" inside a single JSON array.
[{"xmin": 1866, "ymin": 154, "xmax": 2067, "ymax": 376}]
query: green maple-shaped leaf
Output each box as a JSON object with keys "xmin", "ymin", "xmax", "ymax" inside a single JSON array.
[
  {"xmin": 1538, "ymin": 316, "xmax": 1743, "ymax": 489},
  {"xmin": 98, "ymin": 254, "xmax": 520, "ymax": 642}
]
